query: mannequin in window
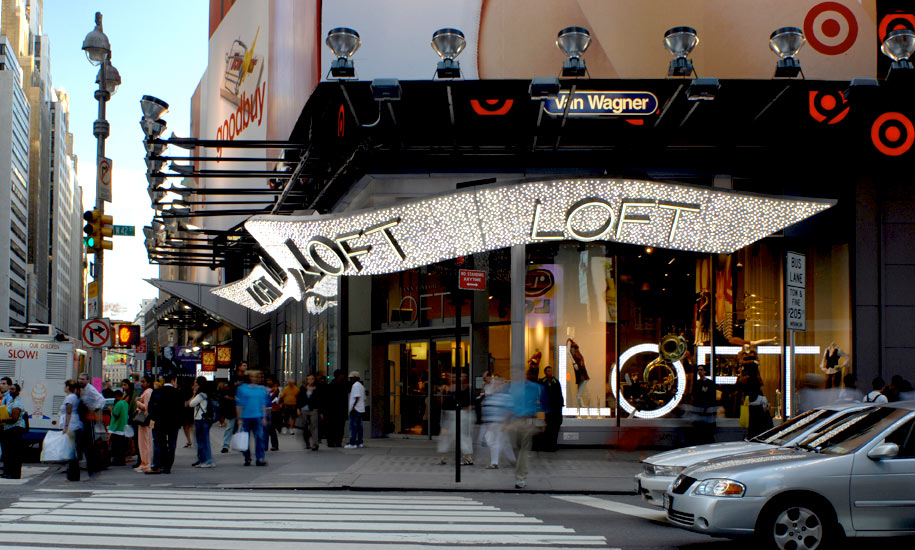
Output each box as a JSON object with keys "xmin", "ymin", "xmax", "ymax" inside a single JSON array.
[
  {"xmin": 819, "ymin": 343, "xmax": 850, "ymax": 389},
  {"xmin": 566, "ymin": 338, "xmax": 590, "ymax": 407}
]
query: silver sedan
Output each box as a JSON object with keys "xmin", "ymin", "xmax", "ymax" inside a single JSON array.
[
  {"xmin": 664, "ymin": 402, "xmax": 915, "ymax": 550},
  {"xmin": 636, "ymin": 403, "xmax": 871, "ymax": 505}
]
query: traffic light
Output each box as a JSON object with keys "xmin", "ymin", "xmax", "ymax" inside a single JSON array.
[
  {"xmin": 82, "ymin": 209, "xmax": 113, "ymax": 253},
  {"xmin": 115, "ymin": 324, "xmax": 140, "ymax": 347}
]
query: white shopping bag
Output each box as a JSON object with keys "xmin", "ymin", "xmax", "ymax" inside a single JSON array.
[
  {"xmin": 40, "ymin": 431, "xmax": 75, "ymax": 462},
  {"xmin": 230, "ymin": 431, "xmax": 249, "ymax": 452}
]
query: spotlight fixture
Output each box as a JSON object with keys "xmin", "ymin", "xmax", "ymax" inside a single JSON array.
[
  {"xmin": 140, "ymin": 117, "xmax": 166, "ymax": 140},
  {"xmin": 769, "ymin": 27, "xmax": 805, "ymax": 78},
  {"xmin": 141, "ymin": 95, "xmax": 169, "ymax": 119},
  {"xmin": 431, "ymin": 28, "xmax": 466, "ymax": 78},
  {"xmin": 529, "ymin": 76, "xmax": 561, "ymax": 99},
  {"xmin": 881, "ymin": 28, "xmax": 915, "ymax": 82},
  {"xmin": 664, "ymin": 26, "xmax": 698, "ymax": 77},
  {"xmin": 371, "ymin": 78, "xmax": 402, "ymax": 101},
  {"xmin": 686, "ymin": 77, "xmax": 719, "ymax": 101},
  {"xmin": 326, "ymin": 27, "xmax": 360, "ymax": 78},
  {"xmin": 556, "ymin": 27, "xmax": 591, "ymax": 77}
]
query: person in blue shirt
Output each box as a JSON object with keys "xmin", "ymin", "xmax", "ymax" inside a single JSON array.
[
  {"xmin": 236, "ymin": 370, "xmax": 270, "ymax": 466},
  {"xmin": 509, "ymin": 367, "xmax": 548, "ymax": 489},
  {"xmin": 1, "ymin": 383, "xmax": 27, "ymax": 479}
]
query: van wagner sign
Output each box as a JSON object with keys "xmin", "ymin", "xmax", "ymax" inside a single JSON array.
[{"xmin": 212, "ymin": 178, "xmax": 834, "ymax": 314}]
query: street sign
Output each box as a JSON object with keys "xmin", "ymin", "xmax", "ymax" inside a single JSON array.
[
  {"xmin": 112, "ymin": 225, "xmax": 135, "ymax": 236},
  {"xmin": 82, "ymin": 318, "xmax": 112, "ymax": 348},
  {"xmin": 787, "ymin": 287, "xmax": 806, "ymax": 331},
  {"xmin": 97, "ymin": 157, "xmax": 112, "ymax": 203},
  {"xmin": 87, "ymin": 281, "xmax": 99, "ymax": 318},
  {"xmin": 458, "ymin": 269, "xmax": 487, "ymax": 291},
  {"xmin": 786, "ymin": 252, "xmax": 805, "ymax": 289},
  {"xmin": 786, "ymin": 251, "xmax": 806, "ymax": 331},
  {"xmin": 137, "ymin": 338, "xmax": 147, "ymax": 354}
]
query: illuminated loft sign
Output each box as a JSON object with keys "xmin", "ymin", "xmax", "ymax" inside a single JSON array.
[
  {"xmin": 212, "ymin": 178, "xmax": 834, "ymax": 313},
  {"xmin": 544, "ymin": 91, "xmax": 658, "ymax": 117}
]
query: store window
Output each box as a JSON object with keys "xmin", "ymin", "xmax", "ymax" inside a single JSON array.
[{"xmin": 524, "ymin": 237, "xmax": 851, "ymax": 421}]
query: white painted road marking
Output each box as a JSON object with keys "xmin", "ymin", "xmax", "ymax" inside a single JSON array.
[{"xmin": 553, "ymin": 495, "xmax": 668, "ymax": 522}]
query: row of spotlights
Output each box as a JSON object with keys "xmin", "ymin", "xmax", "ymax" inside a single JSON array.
[{"xmin": 327, "ymin": 25, "xmax": 915, "ymax": 79}]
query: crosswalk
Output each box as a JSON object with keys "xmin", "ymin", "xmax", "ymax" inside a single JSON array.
[{"xmin": 0, "ymin": 489, "xmax": 611, "ymax": 549}]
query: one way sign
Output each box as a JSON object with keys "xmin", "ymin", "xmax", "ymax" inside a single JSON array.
[{"xmin": 82, "ymin": 318, "xmax": 112, "ymax": 348}]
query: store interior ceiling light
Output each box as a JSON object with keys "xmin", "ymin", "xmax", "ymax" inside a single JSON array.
[
  {"xmin": 770, "ymin": 27, "xmax": 805, "ymax": 78},
  {"xmin": 665, "ymin": 26, "xmax": 698, "ymax": 77},
  {"xmin": 326, "ymin": 27, "xmax": 360, "ymax": 78},
  {"xmin": 556, "ymin": 26, "xmax": 591, "ymax": 77},
  {"xmin": 431, "ymin": 28, "xmax": 466, "ymax": 78},
  {"xmin": 141, "ymin": 95, "xmax": 169, "ymax": 119}
]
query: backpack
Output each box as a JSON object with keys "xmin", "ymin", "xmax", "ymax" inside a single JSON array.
[{"xmin": 202, "ymin": 392, "xmax": 219, "ymax": 423}]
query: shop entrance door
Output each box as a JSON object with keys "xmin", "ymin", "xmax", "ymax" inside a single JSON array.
[{"xmin": 385, "ymin": 334, "xmax": 469, "ymax": 438}]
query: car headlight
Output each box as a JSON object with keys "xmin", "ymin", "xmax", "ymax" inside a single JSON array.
[
  {"xmin": 647, "ymin": 464, "xmax": 685, "ymax": 477},
  {"xmin": 692, "ymin": 479, "xmax": 746, "ymax": 497}
]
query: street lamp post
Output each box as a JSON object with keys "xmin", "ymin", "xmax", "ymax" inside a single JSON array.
[{"xmin": 83, "ymin": 12, "xmax": 120, "ymax": 379}]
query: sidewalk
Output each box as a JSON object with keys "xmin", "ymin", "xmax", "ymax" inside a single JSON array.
[{"xmin": 34, "ymin": 425, "xmax": 649, "ymax": 494}]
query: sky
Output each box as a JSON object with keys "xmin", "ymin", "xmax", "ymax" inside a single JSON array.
[{"xmin": 42, "ymin": 1, "xmax": 209, "ymax": 321}]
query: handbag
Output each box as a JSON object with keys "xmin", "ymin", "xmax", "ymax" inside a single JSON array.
[
  {"xmin": 40, "ymin": 431, "xmax": 76, "ymax": 462},
  {"xmin": 230, "ymin": 430, "xmax": 249, "ymax": 452},
  {"xmin": 738, "ymin": 396, "xmax": 750, "ymax": 429},
  {"xmin": 133, "ymin": 411, "xmax": 150, "ymax": 426}
]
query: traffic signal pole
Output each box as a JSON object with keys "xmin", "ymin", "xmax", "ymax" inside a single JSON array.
[{"xmin": 90, "ymin": 67, "xmax": 111, "ymax": 381}]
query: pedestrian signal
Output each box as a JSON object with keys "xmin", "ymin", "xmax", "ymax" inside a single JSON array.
[{"xmin": 116, "ymin": 324, "xmax": 141, "ymax": 347}]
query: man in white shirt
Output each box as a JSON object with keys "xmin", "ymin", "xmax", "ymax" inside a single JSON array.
[
  {"xmin": 863, "ymin": 376, "xmax": 889, "ymax": 404},
  {"xmin": 345, "ymin": 371, "xmax": 365, "ymax": 449}
]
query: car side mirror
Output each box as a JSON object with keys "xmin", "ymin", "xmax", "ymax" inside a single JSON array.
[{"xmin": 868, "ymin": 442, "xmax": 899, "ymax": 460}]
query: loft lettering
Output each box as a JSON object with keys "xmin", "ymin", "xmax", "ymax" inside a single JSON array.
[{"xmin": 531, "ymin": 198, "xmax": 700, "ymax": 243}]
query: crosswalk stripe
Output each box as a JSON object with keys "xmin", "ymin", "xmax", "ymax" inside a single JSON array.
[
  {"xmin": 553, "ymin": 495, "xmax": 668, "ymax": 522},
  {"xmin": 36, "ymin": 489, "xmax": 476, "ymax": 502},
  {"xmin": 1, "ymin": 509, "xmax": 539, "ymax": 523},
  {"xmin": 3, "ymin": 533, "xmax": 609, "ymax": 550},
  {"xmin": 13, "ymin": 499, "xmax": 497, "ymax": 511},
  {"xmin": 23, "ymin": 515, "xmax": 572, "ymax": 533},
  {"xmin": 10, "ymin": 523, "xmax": 608, "ymax": 545},
  {"xmin": 0, "ymin": 506, "xmax": 543, "ymax": 523}
]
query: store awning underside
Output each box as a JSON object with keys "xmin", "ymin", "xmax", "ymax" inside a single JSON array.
[{"xmin": 147, "ymin": 278, "xmax": 268, "ymax": 331}]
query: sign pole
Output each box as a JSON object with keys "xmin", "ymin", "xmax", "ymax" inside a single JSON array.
[
  {"xmin": 785, "ymin": 251, "xmax": 806, "ymax": 419},
  {"xmin": 454, "ymin": 285, "xmax": 463, "ymax": 483}
]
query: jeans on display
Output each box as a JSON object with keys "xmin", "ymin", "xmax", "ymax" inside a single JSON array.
[
  {"xmin": 222, "ymin": 417, "xmax": 236, "ymax": 450},
  {"xmin": 240, "ymin": 417, "xmax": 266, "ymax": 462},
  {"xmin": 194, "ymin": 419, "xmax": 213, "ymax": 465},
  {"xmin": 348, "ymin": 411, "xmax": 363, "ymax": 445}
]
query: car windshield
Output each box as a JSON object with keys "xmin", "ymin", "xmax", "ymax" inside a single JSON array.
[
  {"xmin": 751, "ymin": 408, "xmax": 830, "ymax": 445},
  {"xmin": 798, "ymin": 408, "xmax": 910, "ymax": 454}
]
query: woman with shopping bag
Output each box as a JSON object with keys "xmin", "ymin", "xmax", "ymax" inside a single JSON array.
[{"xmin": 134, "ymin": 377, "xmax": 154, "ymax": 473}]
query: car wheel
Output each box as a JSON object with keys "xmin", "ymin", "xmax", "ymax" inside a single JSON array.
[{"xmin": 763, "ymin": 501, "xmax": 832, "ymax": 550}]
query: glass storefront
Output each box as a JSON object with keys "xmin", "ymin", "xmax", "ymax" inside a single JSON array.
[{"xmin": 356, "ymin": 220, "xmax": 851, "ymax": 433}]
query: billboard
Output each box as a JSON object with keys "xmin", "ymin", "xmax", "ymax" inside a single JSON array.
[{"xmin": 322, "ymin": 0, "xmax": 878, "ymax": 81}]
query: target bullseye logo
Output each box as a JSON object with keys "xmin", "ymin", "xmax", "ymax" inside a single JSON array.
[
  {"xmin": 879, "ymin": 12, "xmax": 915, "ymax": 42},
  {"xmin": 470, "ymin": 99, "xmax": 514, "ymax": 116},
  {"xmin": 871, "ymin": 112, "xmax": 914, "ymax": 157},
  {"xmin": 804, "ymin": 1, "xmax": 859, "ymax": 55},
  {"xmin": 809, "ymin": 90, "xmax": 849, "ymax": 124}
]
